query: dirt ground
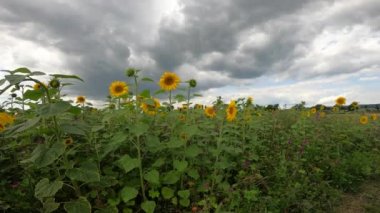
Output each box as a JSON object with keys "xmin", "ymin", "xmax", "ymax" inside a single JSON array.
[{"xmin": 335, "ymin": 179, "xmax": 380, "ymax": 213}]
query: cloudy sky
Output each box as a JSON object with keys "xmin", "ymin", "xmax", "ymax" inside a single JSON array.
[{"xmin": 1, "ymin": 0, "xmax": 380, "ymax": 107}]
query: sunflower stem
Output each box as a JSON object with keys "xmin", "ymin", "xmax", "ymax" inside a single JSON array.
[
  {"xmin": 169, "ymin": 90, "xmax": 172, "ymax": 111},
  {"xmin": 136, "ymin": 135, "xmax": 147, "ymax": 201}
]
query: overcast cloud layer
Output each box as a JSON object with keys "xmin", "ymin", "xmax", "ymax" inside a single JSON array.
[{"xmin": 1, "ymin": 0, "xmax": 380, "ymax": 106}]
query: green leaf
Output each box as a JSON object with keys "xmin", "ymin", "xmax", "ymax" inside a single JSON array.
[
  {"xmin": 32, "ymin": 142, "xmax": 66, "ymax": 168},
  {"xmin": 64, "ymin": 197, "xmax": 91, "ymax": 213},
  {"xmin": 186, "ymin": 168, "xmax": 200, "ymax": 180},
  {"xmin": 173, "ymin": 160, "xmax": 188, "ymax": 172},
  {"xmin": 185, "ymin": 144, "xmax": 202, "ymax": 158},
  {"xmin": 116, "ymin": 154, "xmax": 140, "ymax": 174},
  {"xmin": 13, "ymin": 117, "xmax": 41, "ymax": 133},
  {"xmin": 68, "ymin": 106, "xmax": 82, "ymax": 115},
  {"xmin": 143, "ymin": 98, "xmax": 155, "ymax": 106},
  {"xmin": 148, "ymin": 190, "xmax": 160, "ymax": 198},
  {"xmin": 162, "ymin": 171, "xmax": 181, "ymax": 185},
  {"xmin": 94, "ymin": 206, "xmax": 118, "ymax": 213},
  {"xmin": 60, "ymin": 123, "xmax": 86, "ymax": 136},
  {"xmin": 23, "ymin": 89, "xmax": 44, "ymax": 101},
  {"xmin": 141, "ymin": 201, "xmax": 156, "ymax": 213},
  {"xmin": 193, "ymin": 93, "xmax": 202, "ymax": 97},
  {"xmin": 129, "ymin": 122, "xmax": 149, "ymax": 137},
  {"xmin": 154, "ymin": 89, "xmax": 166, "ymax": 95},
  {"xmin": 13, "ymin": 67, "xmax": 31, "ymax": 74},
  {"xmin": 66, "ymin": 162, "xmax": 100, "ymax": 183},
  {"xmin": 141, "ymin": 77, "xmax": 154, "ymax": 82},
  {"xmin": 177, "ymin": 190, "xmax": 190, "ymax": 199},
  {"xmin": 166, "ymin": 138, "xmax": 185, "ymax": 148},
  {"xmin": 34, "ymin": 178, "xmax": 63, "ymax": 201},
  {"xmin": 38, "ymin": 101, "xmax": 72, "ymax": 117},
  {"xmin": 179, "ymin": 198, "xmax": 190, "ymax": 207},
  {"xmin": 50, "ymin": 74, "xmax": 84, "ymax": 82},
  {"xmin": 152, "ymin": 157, "xmax": 165, "ymax": 168},
  {"xmin": 5, "ymin": 74, "xmax": 26, "ymax": 85},
  {"xmin": 144, "ymin": 169, "xmax": 160, "ymax": 185},
  {"xmin": 161, "ymin": 187, "xmax": 174, "ymax": 200},
  {"xmin": 0, "ymin": 78, "xmax": 6, "ymax": 86},
  {"xmin": 139, "ymin": 89, "xmax": 151, "ymax": 98},
  {"xmin": 43, "ymin": 198, "xmax": 60, "ymax": 213},
  {"xmin": 100, "ymin": 132, "xmax": 127, "ymax": 160},
  {"xmin": 31, "ymin": 71, "xmax": 46, "ymax": 76},
  {"xmin": 120, "ymin": 186, "xmax": 138, "ymax": 203}
]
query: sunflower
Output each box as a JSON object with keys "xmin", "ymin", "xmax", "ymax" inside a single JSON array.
[
  {"xmin": 195, "ymin": 104, "xmax": 204, "ymax": 109},
  {"xmin": 319, "ymin": 112, "xmax": 326, "ymax": 118},
  {"xmin": 109, "ymin": 81, "xmax": 128, "ymax": 97},
  {"xmin": 310, "ymin": 108, "xmax": 317, "ymax": 114},
  {"xmin": 204, "ymin": 106, "xmax": 216, "ymax": 118},
  {"xmin": 246, "ymin": 96, "xmax": 253, "ymax": 106},
  {"xmin": 371, "ymin": 114, "xmax": 378, "ymax": 121},
  {"xmin": 140, "ymin": 98, "xmax": 160, "ymax": 115},
  {"xmin": 33, "ymin": 83, "xmax": 43, "ymax": 90},
  {"xmin": 335, "ymin": 96, "xmax": 346, "ymax": 106},
  {"xmin": 332, "ymin": 106, "xmax": 339, "ymax": 112},
  {"xmin": 159, "ymin": 72, "xmax": 181, "ymax": 91},
  {"xmin": 0, "ymin": 123, "xmax": 4, "ymax": 132},
  {"xmin": 359, "ymin": 115, "xmax": 368, "ymax": 125},
  {"xmin": 76, "ymin": 96, "xmax": 86, "ymax": 104},
  {"xmin": 226, "ymin": 101, "xmax": 237, "ymax": 122},
  {"xmin": 0, "ymin": 112, "xmax": 15, "ymax": 125},
  {"xmin": 178, "ymin": 114, "xmax": 186, "ymax": 121},
  {"xmin": 64, "ymin": 137, "xmax": 73, "ymax": 145}
]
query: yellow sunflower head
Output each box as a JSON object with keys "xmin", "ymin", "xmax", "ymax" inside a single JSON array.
[
  {"xmin": 109, "ymin": 81, "xmax": 128, "ymax": 97},
  {"xmin": 310, "ymin": 108, "xmax": 317, "ymax": 114},
  {"xmin": 140, "ymin": 98, "xmax": 160, "ymax": 115},
  {"xmin": 0, "ymin": 112, "xmax": 15, "ymax": 125},
  {"xmin": 226, "ymin": 100, "xmax": 237, "ymax": 122},
  {"xmin": 76, "ymin": 96, "xmax": 86, "ymax": 104},
  {"xmin": 370, "ymin": 114, "xmax": 378, "ymax": 121},
  {"xmin": 359, "ymin": 115, "xmax": 368, "ymax": 125},
  {"xmin": 204, "ymin": 106, "xmax": 216, "ymax": 118},
  {"xmin": 335, "ymin": 96, "xmax": 346, "ymax": 106},
  {"xmin": 33, "ymin": 83, "xmax": 46, "ymax": 90},
  {"xmin": 159, "ymin": 72, "xmax": 181, "ymax": 91}
]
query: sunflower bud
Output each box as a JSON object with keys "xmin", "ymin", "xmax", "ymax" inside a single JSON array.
[
  {"xmin": 49, "ymin": 79, "xmax": 61, "ymax": 89},
  {"xmin": 11, "ymin": 93, "xmax": 17, "ymax": 98},
  {"xmin": 126, "ymin": 68, "xmax": 136, "ymax": 77},
  {"xmin": 189, "ymin": 79, "xmax": 197, "ymax": 88}
]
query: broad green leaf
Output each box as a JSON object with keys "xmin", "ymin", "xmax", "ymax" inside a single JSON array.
[
  {"xmin": 116, "ymin": 154, "xmax": 140, "ymax": 174},
  {"xmin": 23, "ymin": 89, "xmax": 44, "ymax": 101},
  {"xmin": 139, "ymin": 89, "xmax": 151, "ymax": 98},
  {"xmin": 34, "ymin": 178, "xmax": 63, "ymax": 201},
  {"xmin": 50, "ymin": 74, "xmax": 84, "ymax": 82},
  {"xmin": 0, "ymin": 78, "xmax": 6, "ymax": 86},
  {"xmin": 66, "ymin": 162, "xmax": 100, "ymax": 183},
  {"xmin": 34, "ymin": 142, "xmax": 66, "ymax": 168},
  {"xmin": 141, "ymin": 201, "xmax": 156, "ymax": 213},
  {"xmin": 142, "ymin": 98, "xmax": 155, "ymax": 106},
  {"xmin": 173, "ymin": 160, "xmax": 188, "ymax": 172},
  {"xmin": 94, "ymin": 206, "xmax": 118, "ymax": 213},
  {"xmin": 152, "ymin": 157, "xmax": 165, "ymax": 168},
  {"xmin": 162, "ymin": 171, "xmax": 181, "ymax": 185},
  {"xmin": 43, "ymin": 198, "xmax": 60, "ymax": 213},
  {"xmin": 67, "ymin": 106, "xmax": 82, "ymax": 115},
  {"xmin": 177, "ymin": 189, "xmax": 190, "ymax": 199},
  {"xmin": 166, "ymin": 139, "xmax": 185, "ymax": 149},
  {"xmin": 154, "ymin": 89, "xmax": 166, "ymax": 95},
  {"xmin": 38, "ymin": 101, "xmax": 72, "ymax": 117},
  {"xmin": 161, "ymin": 187, "xmax": 174, "ymax": 199},
  {"xmin": 179, "ymin": 198, "xmax": 190, "ymax": 207},
  {"xmin": 13, "ymin": 67, "xmax": 31, "ymax": 74},
  {"xmin": 185, "ymin": 145, "xmax": 202, "ymax": 158},
  {"xmin": 193, "ymin": 93, "xmax": 202, "ymax": 97},
  {"xmin": 64, "ymin": 197, "xmax": 91, "ymax": 213},
  {"xmin": 14, "ymin": 117, "xmax": 41, "ymax": 133},
  {"xmin": 31, "ymin": 71, "xmax": 46, "ymax": 76},
  {"xmin": 149, "ymin": 189, "xmax": 160, "ymax": 198},
  {"xmin": 186, "ymin": 168, "xmax": 200, "ymax": 180},
  {"xmin": 100, "ymin": 132, "xmax": 127, "ymax": 160},
  {"xmin": 60, "ymin": 123, "xmax": 86, "ymax": 136},
  {"xmin": 144, "ymin": 169, "xmax": 160, "ymax": 185},
  {"xmin": 120, "ymin": 186, "xmax": 138, "ymax": 203},
  {"xmin": 5, "ymin": 74, "xmax": 26, "ymax": 85},
  {"xmin": 141, "ymin": 77, "xmax": 154, "ymax": 82},
  {"xmin": 129, "ymin": 122, "xmax": 149, "ymax": 137}
]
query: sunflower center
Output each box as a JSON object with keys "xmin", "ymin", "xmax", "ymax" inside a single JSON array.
[
  {"xmin": 228, "ymin": 106, "xmax": 234, "ymax": 114},
  {"xmin": 114, "ymin": 85, "xmax": 124, "ymax": 93},
  {"xmin": 164, "ymin": 76, "xmax": 174, "ymax": 85}
]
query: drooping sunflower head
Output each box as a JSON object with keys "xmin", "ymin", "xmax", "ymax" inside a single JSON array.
[
  {"xmin": 109, "ymin": 81, "xmax": 129, "ymax": 97},
  {"xmin": 335, "ymin": 96, "xmax": 346, "ymax": 106},
  {"xmin": 204, "ymin": 106, "xmax": 216, "ymax": 118},
  {"xmin": 226, "ymin": 100, "xmax": 237, "ymax": 122},
  {"xmin": 140, "ymin": 98, "xmax": 160, "ymax": 115},
  {"xmin": 371, "ymin": 114, "xmax": 378, "ymax": 121},
  {"xmin": 310, "ymin": 108, "xmax": 317, "ymax": 114},
  {"xmin": 64, "ymin": 137, "xmax": 73, "ymax": 146},
  {"xmin": 359, "ymin": 115, "xmax": 368, "ymax": 125},
  {"xmin": 159, "ymin": 72, "xmax": 181, "ymax": 91},
  {"xmin": 246, "ymin": 96, "xmax": 253, "ymax": 106},
  {"xmin": 76, "ymin": 96, "xmax": 86, "ymax": 104},
  {"xmin": 33, "ymin": 83, "xmax": 42, "ymax": 90}
]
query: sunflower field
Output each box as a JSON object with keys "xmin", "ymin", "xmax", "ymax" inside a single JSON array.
[{"xmin": 1, "ymin": 67, "xmax": 380, "ymax": 212}]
